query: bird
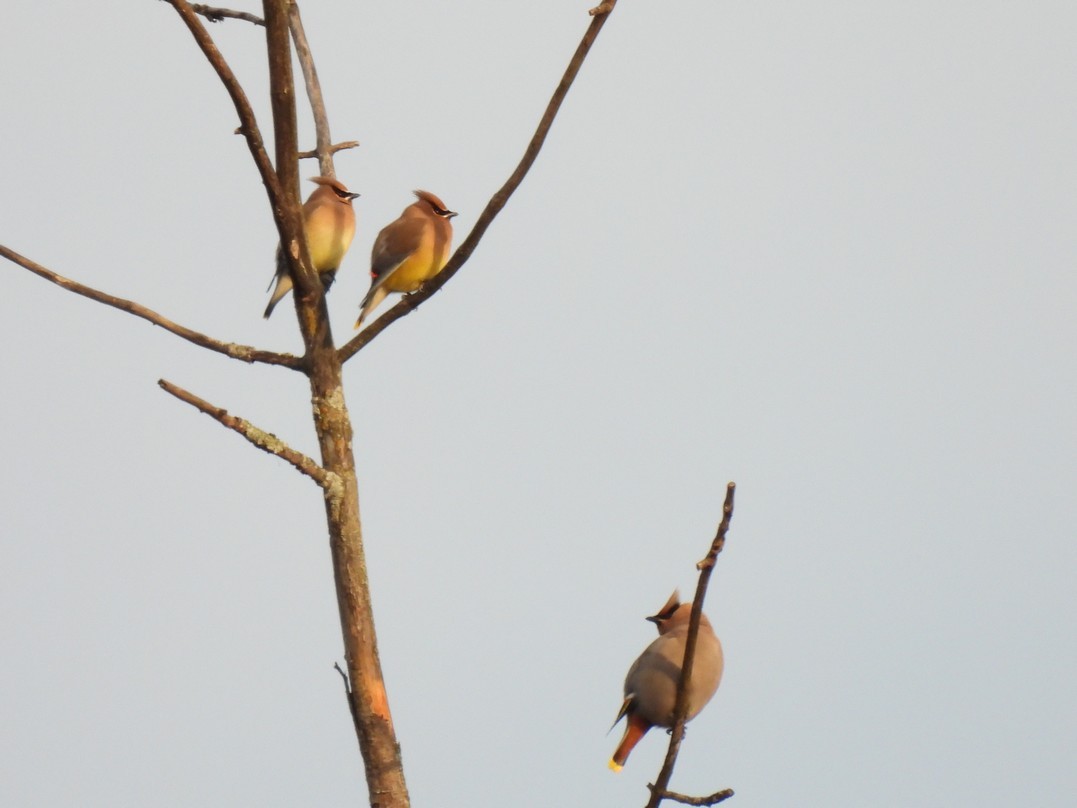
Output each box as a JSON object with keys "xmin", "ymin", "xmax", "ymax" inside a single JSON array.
[
  {"xmin": 608, "ymin": 591, "xmax": 724, "ymax": 772},
  {"xmin": 264, "ymin": 175, "xmax": 359, "ymax": 319},
  {"xmin": 354, "ymin": 190, "xmax": 457, "ymax": 330}
]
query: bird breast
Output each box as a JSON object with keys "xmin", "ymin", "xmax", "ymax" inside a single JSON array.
[
  {"xmin": 624, "ymin": 628, "xmax": 724, "ymax": 727},
  {"xmin": 305, "ymin": 203, "xmax": 355, "ymax": 272}
]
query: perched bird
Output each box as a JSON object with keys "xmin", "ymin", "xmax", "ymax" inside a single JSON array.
[
  {"xmin": 354, "ymin": 190, "xmax": 457, "ymax": 330},
  {"xmin": 609, "ymin": 591, "xmax": 724, "ymax": 772},
  {"xmin": 264, "ymin": 176, "xmax": 359, "ymax": 319}
]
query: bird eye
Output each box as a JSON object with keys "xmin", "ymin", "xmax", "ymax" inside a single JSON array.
[{"xmin": 433, "ymin": 206, "xmax": 449, "ymax": 216}]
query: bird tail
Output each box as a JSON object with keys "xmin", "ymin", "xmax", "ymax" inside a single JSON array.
[
  {"xmin": 264, "ymin": 247, "xmax": 291, "ymax": 319},
  {"xmin": 355, "ymin": 285, "xmax": 390, "ymax": 330},
  {"xmin": 609, "ymin": 712, "xmax": 650, "ymax": 772},
  {"xmin": 263, "ymin": 273, "xmax": 292, "ymax": 319}
]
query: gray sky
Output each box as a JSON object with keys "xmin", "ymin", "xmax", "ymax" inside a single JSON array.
[{"xmin": 2, "ymin": 2, "xmax": 1074, "ymax": 806}]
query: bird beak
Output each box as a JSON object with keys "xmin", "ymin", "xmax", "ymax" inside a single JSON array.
[
  {"xmin": 645, "ymin": 614, "xmax": 661, "ymax": 624},
  {"xmin": 346, "ymin": 192, "xmax": 360, "ymax": 200},
  {"xmin": 446, "ymin": 210, "xmax": 458, "ymax": 219}
]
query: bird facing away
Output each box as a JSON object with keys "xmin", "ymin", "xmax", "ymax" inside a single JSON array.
[
  {"xmin": 264, "ymin": 176, "xmax": 359, "ymax": 319},
  {"xmin": 354, "ymin": 189, "xmax": 457, "ymax": 330},
  {"xmin": 609, "ymin": 591, "xmax": 724, "ymax": 772}
]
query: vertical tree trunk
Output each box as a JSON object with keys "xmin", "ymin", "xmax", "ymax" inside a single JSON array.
[{"xmin": 263, "ymin": 3, "xmax": 408, "ymax": 806}]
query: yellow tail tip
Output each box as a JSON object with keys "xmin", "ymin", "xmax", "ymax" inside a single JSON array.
[{"xmin": 608, "ymin": 759, "xmax": 624, "ymax": 773}]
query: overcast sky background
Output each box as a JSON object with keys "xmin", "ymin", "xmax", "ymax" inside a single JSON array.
[{"xmin": 2, "ymin": 2, "xmax": 1074, "ymax": 806}]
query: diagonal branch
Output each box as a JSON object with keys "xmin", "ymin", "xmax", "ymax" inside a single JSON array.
[
  {"xmin": 0, "ymin": 244, "xmax": 303, "ymax": 370},
  {"xmin": 164, "ymin": 0, "xmax": 280, "ymax": 207},
  {"xmin": 337, "ymin": 0, "xmax": 621, "ymax": 363},
  {"xmin": 645, "ymin": 482, "xmax": 737, "ymax": 808},
  {"xmin": 159, "ymin": 378, "xmax": 332, "ymax": 487},
  {"xmin": 163, "ymin": 0, "xmax": 307, "ymax": 292}
]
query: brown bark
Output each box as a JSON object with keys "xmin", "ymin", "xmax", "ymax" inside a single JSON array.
[{"xmin": 263, "ymin": 3, "xmax": 407, "ymax": 806}]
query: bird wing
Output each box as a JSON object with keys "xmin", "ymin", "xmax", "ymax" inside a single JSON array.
[
  {"xmin": 610, "ymin": 694, "xmax": 635, "ymax": 732},
  {"xmin": 359, "ymin": 218, "xmax": 423, "ymax": 308},
  {"xmin": 371, "ymin": 219, "xmax": 419, "ymax": 280}
]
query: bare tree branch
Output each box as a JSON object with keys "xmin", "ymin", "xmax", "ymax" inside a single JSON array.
[
  {"xmin": 289, "ymin": 3, "xmax": 342, "ymax": 178},
  {"xmin": 648, "ymin": 786, "xmax": 735, "ymax": 806},
  {"xmin": 0, "ymin": 244, "xmax": 304, "ymax": 370},
  {"xmin": 164, "ymin": 0, "xmax": 279, "ymax": 205},
  {"xmin": 158, "ymin": 378, "xmax": 331, "ymax": 486},
  {"xmin": 337, "ymin": 0, "xmax": 622, "ymax": 363},
  {"xmin": 298, "ymin": 140, "xmax": 359, "ymax": 161},
  {"xmin": 190, "ymin": 3, "xmax": 264, "ymax": 25},
  {"xmin": 645, "ymin": 482, "xmax": 737, "ymax": 808}
]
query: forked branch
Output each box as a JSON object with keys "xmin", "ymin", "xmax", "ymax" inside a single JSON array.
[
  {"xmin": 0, "ymin": 244, "xmax": 303, "ymax": 370},
  {"xmin": 645, "ymin": 482, "xmax": 737, "ymax": 808},
  {"xmin": 337, "ymin": 0, "xmax": 622, "ymax": 363}
]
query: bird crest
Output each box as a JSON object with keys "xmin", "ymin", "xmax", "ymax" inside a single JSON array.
[{"xmin": 646, "ymin": 590, "xmax": 682, "ymax": 625}]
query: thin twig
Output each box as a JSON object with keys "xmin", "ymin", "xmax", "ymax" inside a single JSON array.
[
  {"xmin": 333, "ymin": 661, "xmax": 363, "ymax": 735},
  {"xmin": 289, "ymin": 3, "xmax": 341, "ymax": 178},
  {"xmin": 645, "ymin": 483, "xmax": 737, "ymax": 808},
  {"xmin": 648, "ymin": 786, "xmax": 735, "ymax": 806},
  {"xmin": 0, "ymin": 244, "xmax": 303, "ymax": 370},
  {"xmin": 158, "ymin": 378, "xmax": 332, "ymax": 487},
  {"xmin": 337, "ymin": 0, "xmax": 621, "ymax": 363},
  {"xmin": 298, "ymin": 140, "xmax": 359, "ymax": 160},
  {"xmin": 190, "ymin": 3, "xmax": 264, "ymax": 25},
  {"xmin": 333, "ymin": 661, "xmax": 351, "ymax": 691}
]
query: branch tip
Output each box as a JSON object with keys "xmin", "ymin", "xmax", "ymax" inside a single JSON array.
[{"xmin": 158, "ymin": 378, "xmax": 330, "ymax": 487}]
